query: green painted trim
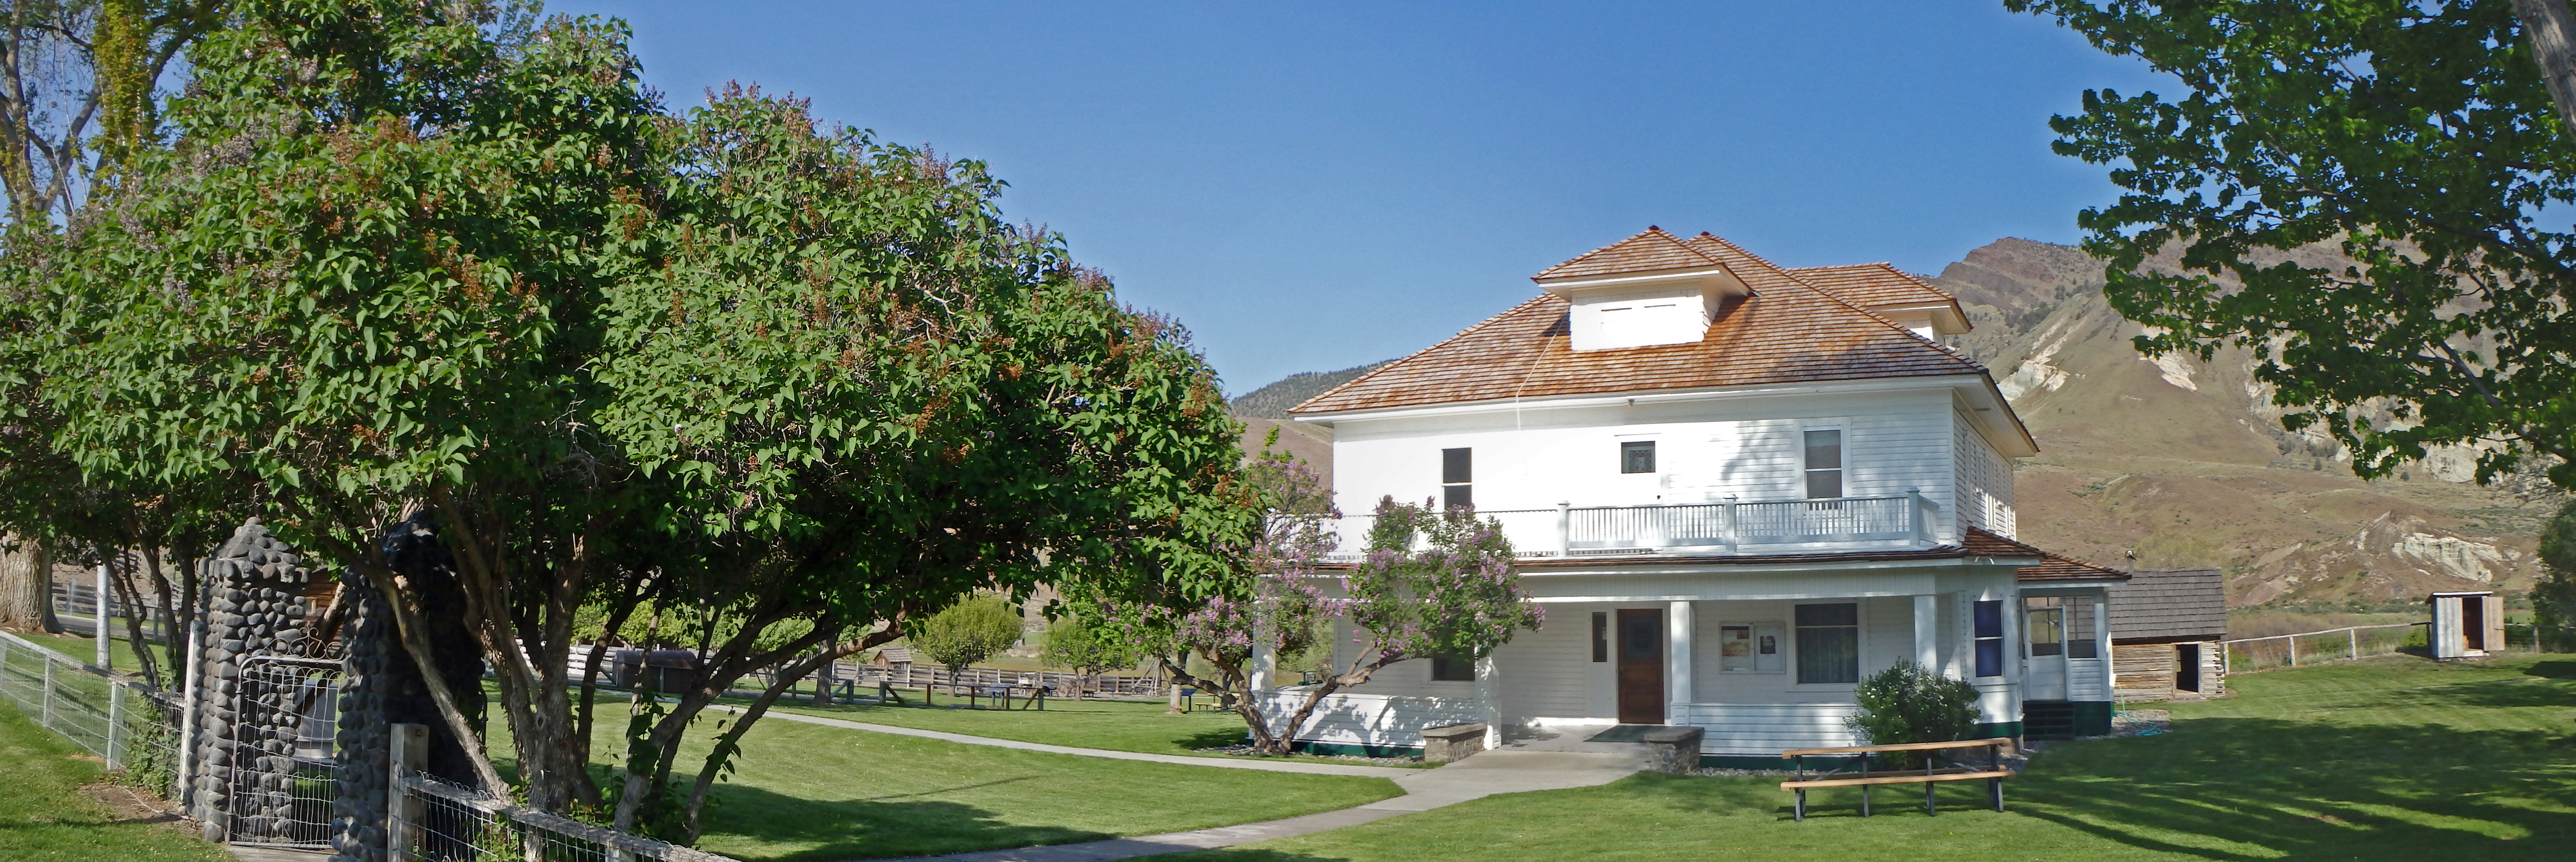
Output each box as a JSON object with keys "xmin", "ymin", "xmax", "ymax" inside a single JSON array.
[
  {"xmin": 2069, "ymin": 700, "xmax": 2113, "ymax": 737},
  {"xmin": 1288, "ymin": 739, "xmax": 1423, "ymax": 758},
  {"xmin": 1974, "ymin": 720, "xmax": 2023, "ymax": 739}
]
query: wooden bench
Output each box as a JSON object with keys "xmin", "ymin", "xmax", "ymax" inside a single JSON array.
[{"xmin": 1778, "ymin": 738, "xmax": 2014, "ymax": 821}]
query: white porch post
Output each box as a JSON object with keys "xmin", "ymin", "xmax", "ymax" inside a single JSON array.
[
  {"xmin": 1666, "ymin": 600, "xmax": 1693, "ymax": 723},
  {"xmin": 1913, "ymin": 593, "xmax": 1938, "ymax": 674},
  {"xmin": 1476, "ymin": 653, "xmax": 1500, "ymax": 749},
  {"xmin": 2096, "ymin": 589, "xmax": 2113, "ymax": 691},
  {"xmin": 1248, "ymin": 614, "xmax": 1275, "ymax": 693}
]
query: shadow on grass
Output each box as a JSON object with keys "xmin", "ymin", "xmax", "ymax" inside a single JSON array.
[
  {"xmin": 2521, "ymin": 660, "xmax": 2576, "ymax": 680},
  {"xmin": 698, "ymin": 783, "xmax": 1111, "ymax": 862},
  {"xmin": 2002, "ymin": 716, "xmax": 2576, "ymax": 860}
]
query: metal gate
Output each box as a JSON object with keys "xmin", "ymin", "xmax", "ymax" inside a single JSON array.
[{"xmin": 227, "ymin": 656, "xmax": 342, "ymax": 849}]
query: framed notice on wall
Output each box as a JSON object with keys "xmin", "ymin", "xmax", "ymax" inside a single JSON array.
[{"xmin": 1719, "ymin": 623, "xmax": 1786, "ymax": 674}]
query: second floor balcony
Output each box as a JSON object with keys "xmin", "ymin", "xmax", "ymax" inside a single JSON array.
[{"xmin": 1315, "ymin": 491, "xmax": 1945, "ymax": 562}]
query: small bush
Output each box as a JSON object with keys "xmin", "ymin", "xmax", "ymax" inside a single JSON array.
[{"xmin": 1846, "ymin": 662, "xmax": 1977, "ymax": 766}]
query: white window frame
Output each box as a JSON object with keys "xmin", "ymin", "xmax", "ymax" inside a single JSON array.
[{"xmin": 1800, "ymin": 423, "xmax": 1847, "ymax": 501}]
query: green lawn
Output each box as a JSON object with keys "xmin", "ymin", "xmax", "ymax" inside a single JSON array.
[
  {"xmin": 749, "ymin": 695, "xmax": 1253, "ymax": 756},
  {"xmin": 490, "ymin": 693, "xmax": 1405, "ymax": 861},
  {"xmin": 1173, "ymin": 653, "xmax": 2576, "ymax": 861},
  {"xmin": 0, "ymin": 701, "xmax": 228, "ymax": 862}
]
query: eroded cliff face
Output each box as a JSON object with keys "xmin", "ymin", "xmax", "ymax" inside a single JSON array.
[{"xmin": 1930, "ymin": 238, "xmax": 2559, "ymax": 606}]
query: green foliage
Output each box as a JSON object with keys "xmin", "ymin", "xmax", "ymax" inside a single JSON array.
[
  {"xmin": 1043, "ymin": 614, "xmax": 1138, "ymax": 677},
  {"xmin": 2532, "ymin": 500, "xmax": 2576, "ymax": 649},
  {"xmin": 2014, "ymin": 0, "xmax": 2576, "ymax": 489},
  {"xmin": 1349, "ymin": 497, "xmax": 1545, "ymax": 664},
  {"xmin": 1845, "ymin": 662, "xmax": 1978, "ymax": 762},
  {"xmin": 908, "ymin": 595, "xmax": 1025, "ymax": 675}
]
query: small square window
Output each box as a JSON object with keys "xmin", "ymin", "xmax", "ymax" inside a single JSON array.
[
  {"xmin": 1442, "ymin": 448, "xmax": 1472, "ymax": 484},
  {"xmin": 1620, "ymin": 441, "xmax": 1656, "ymax": 474}
]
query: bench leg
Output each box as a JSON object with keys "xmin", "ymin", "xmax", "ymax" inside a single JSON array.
[
  {"xmin": 1926, "ymin": 781, "xmax": 1937, "ymax": 816},
  {"xmin": 1862, "ymin": 784, "xmax": 1870, "ymax": 818},
  {"xmin": 1990, "ymin": 777, "xmax": 2003, "ymax": 812},
  {"xmin": 1795, "ymin": 788, "xmax": 1805, "ymax": 822}
]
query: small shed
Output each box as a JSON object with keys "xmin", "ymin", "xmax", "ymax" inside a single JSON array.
[
  {"xmin": 2429, "ymin": 591, "xmax": 2504, "ymax": 659},
  {"xmin": 870, "ymin": 647, "xmax": 918, "ymax": 682},
  {"xmin": 2106, "ymin": 568, "xmax": 2228, "ymax": 700}
]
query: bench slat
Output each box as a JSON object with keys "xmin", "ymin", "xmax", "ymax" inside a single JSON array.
[
  {"xmin": 1780, "ymin": 770, "xmax": 2011, "ymax": 790},
  {"xmin": 1780, "ymin": 737, "xmax": 2013, "ymax": 757}
]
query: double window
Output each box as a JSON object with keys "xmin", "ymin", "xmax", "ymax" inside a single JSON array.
[
  {"xmin": 2024, "ymin": 595, "xmax": 2098, "ymax": 659},
  {"xmin": 1442, "ymin": 447, "xmax": 1472, "ymax": 509},
  {"xmin": 1803, "ymin": 429, "xmax": 1843, "ymax": 499},
  {"xmin": 1794, "ymin": 602, "xmax": 1859, "ymax": 684}
]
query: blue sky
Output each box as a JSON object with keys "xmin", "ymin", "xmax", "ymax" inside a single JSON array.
[{"xmin": 546, "ymin": 2, "xmax": 2171, "ymax": 394}]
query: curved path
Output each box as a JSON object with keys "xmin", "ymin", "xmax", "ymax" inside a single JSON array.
[{"xmin": 697, "ymin": 706, "xmax": 1644, "ymax": 862}]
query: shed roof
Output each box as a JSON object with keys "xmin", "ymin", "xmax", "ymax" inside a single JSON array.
[{"xmin": 2107, "ymin": 568, "xmax": 2228, "ymax": 642}]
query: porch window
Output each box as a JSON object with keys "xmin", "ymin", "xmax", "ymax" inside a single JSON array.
[
  {"xmin": 1794, "ymin": 603, "xmax": 1859, "ymax": 684},
  {"xmin": 2024, "ymin": 595, "xmax": 2097, "ymax": 659},
  {"xmin": 1431, "ymin": 653, "xmax": 1475, "ymax": 681},
  {"xmin": 1620, "ymin": 440, "xmax": 1656, "ymax": 474},
  {"xmin": 1442, "ymin": 447, "xmax": 1472, "ymax": 509},
  {"xmin": 1719, "ymin": 623, "xmax": 1786, "ymax": 674},
  {"xmin": 1803, "ymin": 430, "xmax": 1843, "ymax": 499},
  {"xmin": 1592, "ymin": 612, "xmax": 1608, "ymax": 662},
  {"xmin": 1973, "ymin": 600, "xmax": 2004, "ymax": 677}
]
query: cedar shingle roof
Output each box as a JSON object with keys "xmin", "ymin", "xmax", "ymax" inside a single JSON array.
[
  {"xmin": 1531, "ymin": 226, "xmax": 1731, "ymax": 281},
  {"xmin": 1786, "ymin": 263, "xmax": 1958, "ymax": 310},
  {"xmin": 2107, "ymin": 568, "xmax": 2227, "ymax": 641},
  {"xmin": 1291, "ymin": 229, "xmax": 1988, "ymax": 416},
  {"xmin": 2016, "ymin": 554, "xmax": 2131, "ymax": 583}
]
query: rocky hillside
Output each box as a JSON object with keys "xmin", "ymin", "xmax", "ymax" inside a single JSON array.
[
  {"xmin": 1931, "ymin": 239, "xmax": 2563, "ymax": 607},
  {"xmin": 1225, "ymin": 361, "xmax": 1383, "ymax": 475}
]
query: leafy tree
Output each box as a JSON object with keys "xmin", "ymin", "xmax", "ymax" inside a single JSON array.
[
  {"xmin": 2534, "ymin": 499, "xmax": 2576, "ymax": 649},
  {"xmin": 1042, "ymin": 613, "xmax": 1137, "ymax": 699},
  {"xmin": 1136, "ymin": 476, "xmax": 1545, "ymax": 756},
  {"xmin": 2012, "ymin": 0, "xmax": 2576, "ymax": 488},
  {"xmin": 1846, "ymin": 662, "xmax": 1979, "ymax": 767},
  {"xmin": 909, "ymin": 595, "xmax": 1024, "ymax": 676}
]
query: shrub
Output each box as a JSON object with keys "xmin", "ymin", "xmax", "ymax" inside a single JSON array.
[
  {"xmin": 1846, "ymin": 662, "xmax": 1978, "ymax": 765},
  {"xmin": 909, "ymin": 595, "xmax": 1026, "ymax": 676}
]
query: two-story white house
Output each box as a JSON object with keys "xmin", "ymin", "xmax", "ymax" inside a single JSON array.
[{"xmin": 1252, "ymin": 227, "xmax": 2126, "ymax": 766}]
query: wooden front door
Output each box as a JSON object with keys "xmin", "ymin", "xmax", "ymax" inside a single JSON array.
[
  {"xmin": 2175, "ymin": 643, "xmax": 2201, "ymax": 693},
  {"xmin": 1616, "ymin": 608, "xmax": 1664, "ymax": 725}
]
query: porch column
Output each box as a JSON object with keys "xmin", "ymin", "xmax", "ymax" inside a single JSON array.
[
  {"xmin": 1913, "ymin": 594, "xmax": 1939, "ymax": 675},
  {"xmin": 1248, "ymin": 614, "xmax": 1274, "ymax": 693},
  {"xmin": 1476, "ymin": 653, "xmax": 1500, "ymax": 749},
  {"xmin": 1666, "ymin": 600, "xmax": 1694, "ymax": 720}
]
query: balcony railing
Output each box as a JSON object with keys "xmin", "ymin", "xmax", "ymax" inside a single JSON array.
[{"xmin": 1313, "ymin": 492, "xmax": 1943, "ymax": 561}]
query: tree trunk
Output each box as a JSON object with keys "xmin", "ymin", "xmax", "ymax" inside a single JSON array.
[
  {"xmin": 0, "ymin": 536, "xmax": 61, "ymax": 633},
  {"xmin": 2517, "ymin": 0, "xmax": 2576, "ymax": 141}
]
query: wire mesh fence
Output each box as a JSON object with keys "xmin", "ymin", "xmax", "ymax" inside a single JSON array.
[
  {"xmin": 0, "ymin": 631, "xmax": 184, "ymax": 797},
  {"xmin": 2503, "ymin": 623, "xmax": 2576, "ymax": 652},
  {"xmin": 2220, "ymin": 623, "xmax": 2424, "ymax": 674},
  {"xmin": 395, "ymin": 773, "xmax": 737, "ymax": 862},
  {"xmin": 226, "ymin": 657, "xmax": 342, "ymax": 848}
]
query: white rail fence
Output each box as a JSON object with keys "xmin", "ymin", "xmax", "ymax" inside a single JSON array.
[
  {"xmin": 2219, "ymin": 623, "xmax": 2424, "ymax": 674},
  {"xmin": 1316, "ymin": 492, "xmax": 1944, "ymax": 561}
]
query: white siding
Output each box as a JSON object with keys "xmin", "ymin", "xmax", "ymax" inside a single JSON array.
[
  {"xmin": 1671, "ymin": 703, "xmax": 1864, "ymax": 754},
  {"xmin": 2068, "ymin": 658, "xmax": 2111, "ymax": 701},
  {"xmin": 1327, "ymin": 616, "xmax": 1482, "ymax": 699},
  {"xmin": 1492, "ymin": 605, "xmax": 1594, "ymax": 725},
  {"xmin": 1326, "ymin": 389, "xmax": 1965, "ymax": 543},
  {"xmin": 1251, "ymin": 689, "xmax": 1488, "ymax": 752}
]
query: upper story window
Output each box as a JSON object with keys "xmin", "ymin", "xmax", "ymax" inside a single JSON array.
[
  {"xmin": 1442, "ymin": 447, "xmax": 1472, "ymax": 509},
  {"xmin": 1620, "ymin": 441, "xmax": 1656, "ymax": 474},
  {"xmin": 1803, "ymin": 429, "xmax": 1843, "ymax": 499}
]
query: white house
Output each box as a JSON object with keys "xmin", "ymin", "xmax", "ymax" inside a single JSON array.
[{"xmin": 1252, "ymin": 227, "xmax": 2126, "ymax": 765}]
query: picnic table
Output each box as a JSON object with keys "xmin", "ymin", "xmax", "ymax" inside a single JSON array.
[{"xmin": 1778, "ymin": 738, "xmax": 2014, "ymax": 821}]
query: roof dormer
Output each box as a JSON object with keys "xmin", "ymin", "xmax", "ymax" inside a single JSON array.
[{"xmin": 1533, "ymin": 228, "xmax": 1750, "ymax": 351}]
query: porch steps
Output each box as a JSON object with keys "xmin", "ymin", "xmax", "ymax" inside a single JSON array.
[{"xmin": 2024, "ymin": 700, "xmax": 2078, "ymax": 740}]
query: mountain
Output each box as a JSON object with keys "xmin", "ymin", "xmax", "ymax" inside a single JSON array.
[
  {"xmin": 1225, "ymin": 362, "xmax": 1387, "ymax": 475},
  {"xmin": 1930, "ymin": 239, "xmax": 2561, "ymax": 607}
]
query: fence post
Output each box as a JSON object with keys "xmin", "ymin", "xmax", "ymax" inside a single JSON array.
[
  {"xmin": 2286, "ymin": 634, "xmax": 2297, "ymax": 667},
  {"xmin": 95, "ymin": 564, "xmax": 111, "ymax": 670},
  {"xmin": 107, "ymin": 683, "xmax": 123, "ymax": 773},
  {"xmin": 2349, "ymin": 627, "xmax": 2359, "ymax": 661},
  {"xmin": 390, "ymin": 723, "xmax": 427, "ymax": 860},
  {"xmin": 42, "ymin": 659, "xmax": 55, "ymax": 728}
]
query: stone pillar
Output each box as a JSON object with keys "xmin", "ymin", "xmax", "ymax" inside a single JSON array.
[{"xmin": 189, "ymin": 518, "xmax": 319, "ymax": 843}]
